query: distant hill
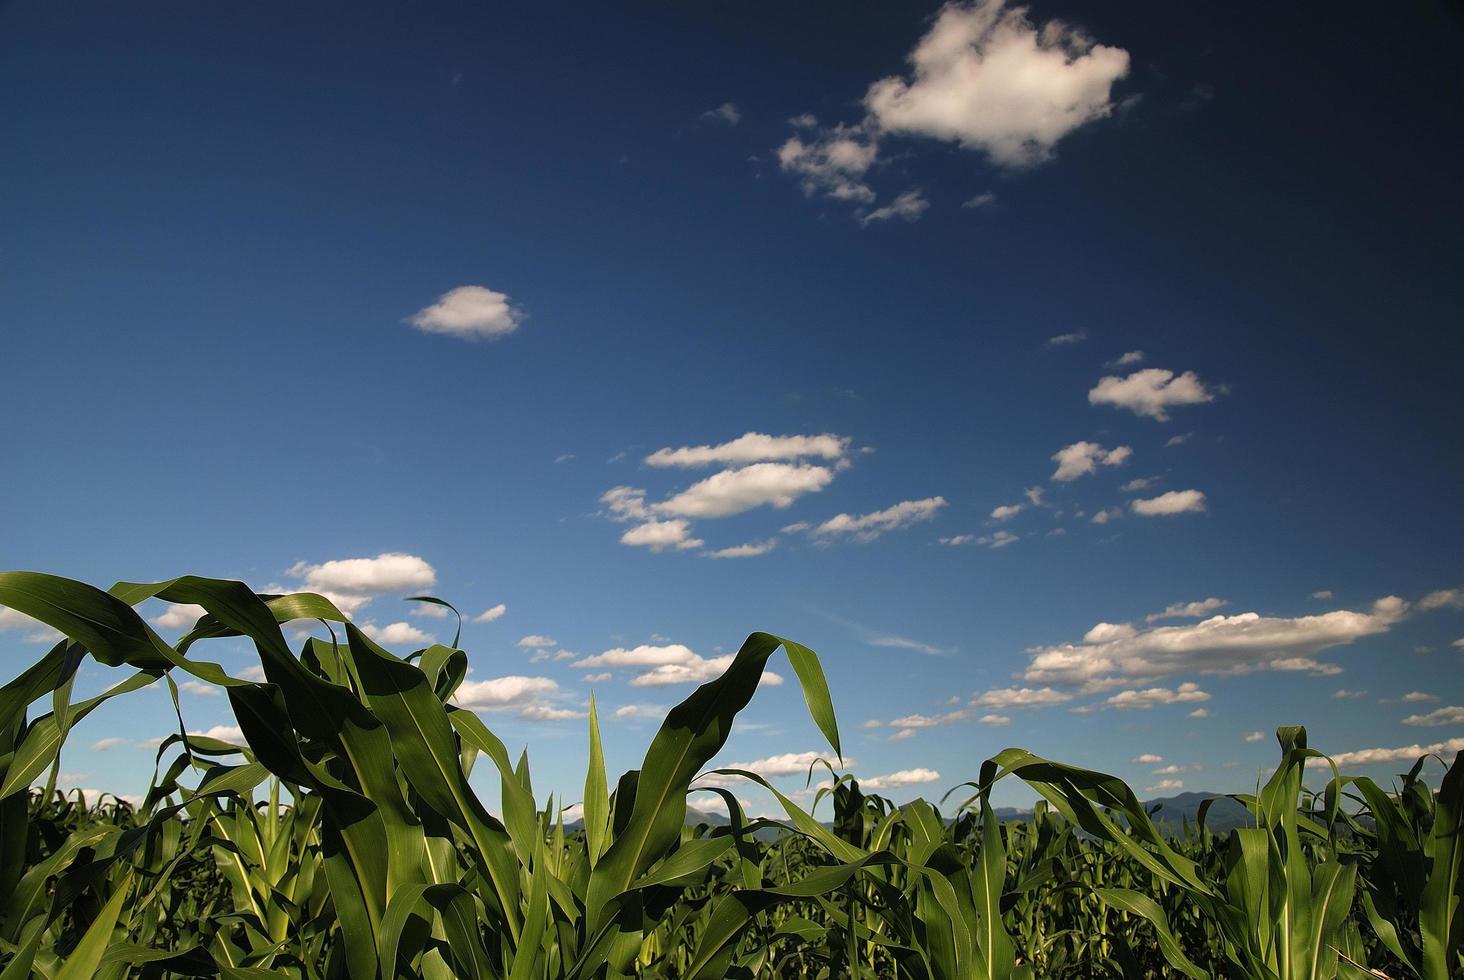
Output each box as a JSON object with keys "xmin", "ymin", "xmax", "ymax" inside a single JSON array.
[{"xmin": 1140, "ymin": 792, "xmax": 1253, "ymax": 833}]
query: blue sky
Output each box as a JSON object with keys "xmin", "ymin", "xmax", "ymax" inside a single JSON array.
[{"xmin": 2, "ymin": 0, "xmax": 1462, "ymax": 814}]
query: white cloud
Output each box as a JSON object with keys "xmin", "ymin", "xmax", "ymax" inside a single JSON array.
[
  {"xmin": 777, "ymin": 123, "xmax": 880, "ymax": 203},
  {"xmin": 0, "ymin": 607, "xmax": 63, "ymax": 644},
  {"xmin": 889, "ymin": 727, "xmax": 917, "ymax": 741},
  {"xmin": 1308, "ymin": 737, "xmax": 1464, "ymax": 769},
  {"xmin": 816, "ymin": 497, "xmax": 947, "ymax": 542},
  {"xmin": 519, "ymin": 704, "xmax": 586, "ymax": 721},
  {"xmin": 601, "ymin": 485, "xmax": 651, "ymax": 522},
  {"xmin": 718, "ymin": 751, "xmax": 848, "ymax": 780},
  {"xmin": 1145, "ymin": 779, "xmax": 1184, "ymax": 793},
  {"xmin": 1131, "ymin": 490, "xmax": 1207, "ymax": 516},
  {"xmin": 1091, "ymin": 508, "xmax": 1122, "ymax": 525},
  {"xmin": 1051, "ymin": 441, "xmax": 1131, "ymax": 482},
  {"xmin": 575, "ymin": 644, "xmax": 699, "ymax": 669},
  {"xmin": 949, "ymin": 530, "xmax": 1021, "ymax": 548},
  {"xmin": 862, "ymin": 767, "xmax": 941, "ymax": 790},
  {"xmin": 1024, "ymin": 486, "xmax": 1046, "ymax": 506},
  {"xmin": 1120, "ymin": 477, "xmax": 1156, "ymax": 492},
  {"xmin": 1084, "ymin": 622, "xmax": 1137, "ymax": 643},
  {"xmin": 978, "ymin": 713, "xmax": 1011, "ymax": 726},
  {"xmin": 1403, "ymin": 706, "xmax": 1464, "ymax": 727},
  {"xmin": 1244, "ymin": 731, "xmax": 1266, "ymax": 742},
  {"xmin": 180, "ymin": 680, "xmax": 221, "ymax": 697},
  {"xmin": 963, "ymin": 191, "xmax": 998, "ymax": 209},
  {"xmin": 1332, "ymin": 689, "xmax": 1368, "ymax": 700},
  {"xmin": 1111, "ymin": 350, "xmax": 1146, "ymax": 366},
  {"xmin": 700, "ymin": 102, "xmax": 741, "ymax": 125},
  {"xmin": 362, "ymin": 622, "xmax": 434, "ymax": 646},
  {"xmin": 238, "ymin": 665, "xmax": 267, "ymax": 682},
  {"xmin": 285, "ymin": 553, "xmax": 436, "ymax": 617},
  {"xmin": 1419, "ymin": 588, "xmax": 1464, "ymax": 611},
  {"xmin": 614, "ymin": 704, "xmax": 666, "ymax": 720},
  {"xmin": 474, "ymin": 604, "xmax": 507, "ymax": 623},
  {"xmin": 888, "ymin": 710, "xmax": 969, "ymax": 729},
  {"xmin": 990, "ymin": 502, "xmax": 1025, "ymax": 520},
  {"xmin": 583, "ymin": 672, "xmax": 612, "ymax": 683},
  {"xmin": 1089, "ymin": 368, "xmax": 1214, "ymax": 421},
  {"xmin": 704, "ymin": 539, "xmax": 778, "ymax": 559},
  {"xmin": 1021, "ymin": 597, "xmax": 1407, "ymax": 688},
  {"xmin": 1311, "ymin": 590, "xmax": 1334, "ymax": 600},
  {"xmin": 656, "ymin": 463, "xmax": 836, "ymax": 518},
  {"xmin": 630, "ymin": 655, "xmax": 783, "ymax": 688},
  {"xmin": 412, "ymin": 603, "xmax": 450, "ymax": 618},
  {"xmin": 1045, "ymin": 331, "xmax": 1087, "ymax": 348},
  {"xmin": 974, "ymin": 686, "xmax": 1074, "ymax": 709},
  {"xmin": 1456, "ymin": 638, "xmax": 1464, "ymax": 652},
  {"xmin": 1165, "ymin": 432, "xmax": 1193, "ymax": 448},
  {"xmin": 453, "ymin": 675, "xmax": 558, "ymax": 713},
  {"xmin": 864, "ymin": 0, "xmax": 1129, "ymax": 168},
  {"xmin": 1266, "ymin": 657, "xmax": 1343, "ymax": 676},
  {"xmin": 645, "ymin": 433, "xmax": 850, "ymax": 468},
  {"xmin": 860, "ymin": 188, "xmax": 929, "ymax": 225},
  {"xmin": 190, "ymin": 725, "xmax": 245, "ymax": 743},
  {"xmin": 1403, "ymin": 692, "xmax": 1440, "ymax": 702},
  {"xmin": 408, "ymin": 285, "xmax": 523, "ymax": 340},
  {"xmin": 1188, "ymin": 707, "xmax": 1210, "ymax": 718},
  {"xmin": 91, "ymin": 737, "xmax": 128, "ymax": 752},
  {"xmin": 1101, "ymin": 682, "xmax": 1210, "ymax": 711},
  {"xmin": 1131, "ymin": 753, "xmax": 1163, "ymax": 764},
  {"xmin": 1146, "ymin": 598, "xmax": 1229, "ymax": 622},
  {"xmin": 621, "ymin": 519, "xmax": 704, "ymax": 552},
  {"xmin": 151, "ymin": 603, "xmax": 207, "ymax": 630},
  {"xmin": 1151, "ymin": 764, "xmax": 1193, "ymax": 775}
]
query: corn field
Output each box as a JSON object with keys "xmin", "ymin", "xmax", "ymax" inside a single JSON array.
[{"xmin": 0, "ymin": 571, "xmax": 1459, "ymax": 979}]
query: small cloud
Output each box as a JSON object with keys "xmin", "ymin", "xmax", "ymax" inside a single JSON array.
[
  {"xmin": 179, "ymin": 680, "xmax": 221, "ymax": 697},
  {"xmin": 815, "ymin": 496, "xmax": 946, "ymax": 542},
  {"xmin": 1419, "ymin": 588, "xmax": 1464, "ymax": 611},
  {"xmin": 861, "ymin": 767, "xmax": 941, "ymax": 790},
  {"xmin": 1332, "ymin": 689, "xmax": 1367, "ymax": 700},
  {"xmin": 1188, "ymin": 707, "xmax": 1210, "ymax": 718},
  {"xmin": 859, "ymin": 189, "xmax": 930, "ymax": 226},
  {"xmin": 1310, "ymin": 590, "xmax": 1334, "ymax": 600},
  {"xmin": 1091, "ymin": 507, "xmax": 1123, "ymax": 525},
  {"xmin": 1120, "ymin": 477, "xmax": 1157, "ymax": 492},
  {"xmin": 621, "ymin": 518, "xmax": 704, "ymax": 552},
  {"xmin": 1045, "ymin": 331, "xmax": 1087, "ymax": 348},
  {"xmin": 554, "ymin": 453, "xmax": 576, "ymax": 464},
  {"xmin": 1110, "ymin": 350, "xmax": 1146, "ymax": 367},
  {"xmin": 362, "ymin": 622, "xmax": 435, "ymax": 646},
  {"xmin": 1145, "ymin": 598, "xmax": 1228, "ymax": 622},
  {"xmin": 91, "ymin": 737, "xmax": 129, "ymax": 752},
  {"xmin": 978, "ymin": 713, "xmax": 1011, "ymax": 726},
  {"xmin": 1132, "ymin": 754, "xmax": 1163, "ymax": 764},
  {"xmin": 1164, "ymin": 432, "xmax": 1194, "ymax": 448},
  {"xmin": 474, "ymin": 604, "xmax": 507, "ymax": 623},
  {"xmin": 888, "ymin": 727, "xmax": 917, "ymax": 741},
  {"xmin": 1130, "ymin": 489, "xmax": 1207, "ymax": 516},
  {"xmin": 408, "ymin": 285, "xmax": 523, "ymax": 341},
  {"xmin": 1244, "ymin": 731, "xmax": 1266, "ymax": 742},
  {"xmin": 1402, "ymin": 705, "xmax": 1464, "ymax": 727},
  {"xmin": 151, "ymin": 603, "xmax": 208, "ymax": 630},
  {"xmin": 990, "ymin": 502, "xmax": 1025, "ymax": 521},
  {"xmin": 940, "ymin": 530, "xmax": 1018, "ymax": 548},
  {"xmin": 1145, "ymin": 779, "xmax": 1184, "ymax": 793},
  {"xmin": 1051, "ymin": 441, "xmax": 1131, "ymax": 482},
  {"xmin": 1090, "ymin": 368, "xmax": 1214, "ymax": 421},
  {"xmin": 703, "ymin": 539, "xmax": 777, "ymax": 559},
  {"xmin": 962, "ymin": 191, "xmax": 997, "ymax": 210},
  {"xmin": 700, "ymin": 102, "xmax": 741, "ymax": 126},
  {"xmin": 518, "ymin": 635, "xmax": 556, "ymax": 648}
]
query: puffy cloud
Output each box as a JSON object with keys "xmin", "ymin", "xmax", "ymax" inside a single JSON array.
[
  {"xmin": 630, "ymin": 655, "xmax": 783, "ymax": 688},
  {"xmin": 285, "ymin": 553, "xmax": 436, "ymax": 617},
  {"xmin": 1188, "ymin": 708, "xmax": 1210, "ymax": 718},
  {"xmin": 179, "ymin": 680, "xmax": 221, "ymax": 697},
  {"xmin": 1120, "ymin": 477, "xmax": 1156, "ymax": 492},
  {"xmin": 777, "ymin": 123, "xmax": 880, "ymax": 203},
  {"xmin": 1132, "ymin": 754, "xmax": 1163, "ymax": 764},
  {"xmin": 860, "ymin": 189, "xmax": 929, "ymax": 225},
  {"xmin": 1332, "ymin": 689, "xmax": 1368, "ymax": 700},
  {"xmin": 1131, "ymin": 490, "xmax": 1207, "ymax": 516},
  {"xmin": 719, "ymin": 751, "xmax": 847, "ymax": 779},
  {"xmin": 152, "ymin": 603, "xmax": 207, "ymax": 630},
  {"xmin": 1101, "ymin": 682, "xmax": 1210, "ymax": 711},
  {"xmin": 1403, "ymin": 692, "xmax": 1440, "ymax": 702},
  {"xmin": 1021, "ymin": 597, "xmax": 1407, "ymax": 688},
  {"xmin": 583, "ymin": 672, "xmax": 612, "ymax": 683},
  {"xmin": 1084, "ymin": 622, "xmax": 1137, "ymax": 644},
  {"xmin": 656, "ymin": 463, "xmax": 836, "ymax": 518},
  {"xmin": 1089, "ymin": 368, "xmax": 1214, "ymax": 421},
  {"xmin": 408, "ymin": 285, "xmax": 523, "ymax": 340},
  {"xmin": 362, "ymin": 622, "xmax": 434, "ymax": 646},
  {"xmin": 1403, "ymin": 706, "xmax": 1464, "ymax": 727},
  {"xmin": 645, "ymin": 433, "xmax": 850, "ymax": 469},
  {"xmin": 974, "ymin": 686, "xmax": 1074, "ymax": 709},
  {"xmin": 703, "ymin": 539, "xmax": 778, "ymax": 559},
  {"xmin": 816, "ymin": 497, "xmax": 947, "ymax": 541},
  {"xmin": 1308, "ymin": 737, "xmax": 1464, "ymax": 769},
  {"xmin": 1145, "ymin": 779, "xmax": 1184, "ymax": 793},
  {"xmin": 0, "ymin": 606, "xmax": 63, "ymax": 644},
  {"xmin": 1051, "ymin": 441, "xmax": 1132, "ymax": 481},
  {"xmin": 1419, "ymin": 588, "xmax": 1464, "ymax": 611},
  {"xmin": 1244, "ymin": 731, "xmax": 1266, "ymax": 742},
  {"xmin": 862, "ymin": 767, "xmax": 941, "ymax": 789},
  {"xmin": 1091, "ymin": 507, "xmax": 1123, "ymax": 525},
  {"xmin": 519, "ymin": 704, "xmax": 586, "ymax": 721},
  {"xmin": 864, "ymin": 0, "xmax": 1129, "ymax": 168},
  {"xmin": 889, "ymin": 727, "xmax": 917, "ymax": 741},
  {"xmin": 474, "ymin": 604, "xmax": 507, "ymax": 623},
  {"xmin": 1045, "ymin": 331, "xmax": 1087, "ymax": 348},
  {"xmin": 978, "ymin": 713, "xmax": 1011, "ymax": 726},
  {"xmin": 190, "ymin": 725, "xmax": 245, "ymax": 743},
  {"xmin": 613, "ymin": 704, "xmax": 666, "ymax": 720},
  {"xmin": 990, "ymin": 502, "xmax": 1025, "ymax": 520},
  {"xmin": 518, "ymin": 635, "xmax": 557, "ymax": 649},
  {"xmin": 574, "ymin": 644, "xmax": 700, "ymax": 669},
  {"xmin": 621, "ymin": 518, "xmax": 704, "ymax": 552},
  {"xmin": 1146, "ymin": 598, "xmax": 1228, "ymax": 623},
  {"xmin": 1112, "ymin": 350, "xmax": 1146, "ymax": 366},
  {"xmin": 453, "ymin": 676, "xmax": 562, "ymax": 719},
  {"xmin": 601, "ymin": 486, "xmax": 651, "ymax": 522},
  {"xmin": 700, "ymin": 102, "xmax": 741, "ymax": 125},
  {"xmin": 1267, "ymin": 657, "xmax": 1343, "ymax": 676}
]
